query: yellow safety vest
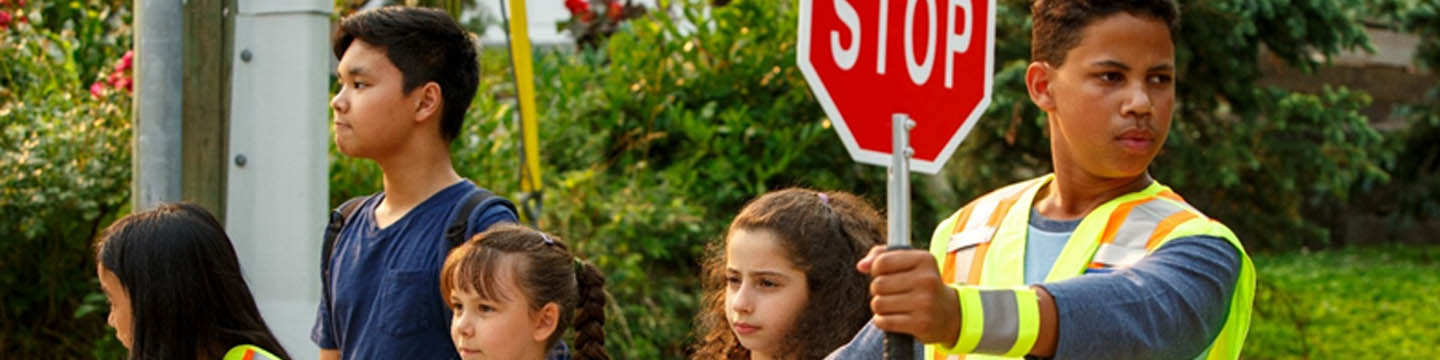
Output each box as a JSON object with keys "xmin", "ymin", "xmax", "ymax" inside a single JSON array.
[
  {"xmin": 222, "ymin": 344, "xmax": 282, "ymax": 360},
  {"xmin": 925, "ymin": 174, "xmax": 1255, "ymax": 360}
]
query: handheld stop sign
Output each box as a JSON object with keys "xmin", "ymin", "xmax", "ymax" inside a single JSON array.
[{"xmin": 797, "ymin": 0, "xmax": 997, "ymax": 358}]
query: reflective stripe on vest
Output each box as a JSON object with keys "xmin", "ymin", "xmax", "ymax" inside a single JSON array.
[
  {"xmin": 941, "ymin": 179, "xmax": 1038, "ymax": 287},
  {"xmin": 1089, "ymin": 193, "xmax": 1193, "ymax": 269},
  {"xmin": 926, "ymin": 174, "xmax": 1253, "ymax": 360}
]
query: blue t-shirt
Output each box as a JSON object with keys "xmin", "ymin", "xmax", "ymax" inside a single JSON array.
[
  {"xmin": 1024, "ymin": 208, "xmax": 1079, "ymax": 284},
  {"xmin": 312, "ymin": 180, "xmax": 517, "ymax": 359}
]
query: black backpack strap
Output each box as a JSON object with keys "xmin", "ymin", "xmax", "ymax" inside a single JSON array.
[
  {"xmin": 320, "ymin": 195, "xmax": 368, "ymax": 332},
  {"xmin": 323, "ymin": 196, "xmax": 369, "ymax": 280},
  {"xmin": 444, "ymin": 189, "xmax": 518, "ymax": 248}
]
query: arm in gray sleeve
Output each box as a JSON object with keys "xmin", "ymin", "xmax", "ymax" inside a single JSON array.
[
  {"xmin": 823, "ymin": 320, "xmax": 924, "ymax": 360},
  {"xmin": 1039, "ymin": 235, "xmax": 1241, "ymax": 360}
]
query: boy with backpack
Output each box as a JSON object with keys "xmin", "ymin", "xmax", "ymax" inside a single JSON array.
[{"xmin": 313, "ymin": 6, "xmax": 519, "ymax": 359}]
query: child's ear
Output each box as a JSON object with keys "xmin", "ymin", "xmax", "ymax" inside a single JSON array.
[
  {"xmin": 531, "ymin": 302, "xmax": 561, "ymax": 343},
  {"xmin": 413, "ymin": 82, "xmax": 443, "ymax": 123},
  {"xmin": 1026, "ymin": 61, "xmax": 1058, "ymax": 113}
]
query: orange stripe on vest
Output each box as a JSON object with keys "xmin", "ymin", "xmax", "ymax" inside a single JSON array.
[
  {"xmin": 942, "ymin": 204, "xmax": 980, "ymax": 284},
  {"xmin": 1098, "ymin": 198, "xmax": 1152, "ymax": 245},
  {"xmin": 1145, "ymin": 211, "xmax": 1199, "ymax": 250},
  {"xmin": 949, "ymin": 188, "xmax": 1028, "ymax": 286}
]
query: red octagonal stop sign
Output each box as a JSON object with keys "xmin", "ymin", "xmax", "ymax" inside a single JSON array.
[{"xmin": 798, "ymin": 0, "xmax": 995, "ymax": 174}]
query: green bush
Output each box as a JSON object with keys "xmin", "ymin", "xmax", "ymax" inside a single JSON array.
[
  {"xmin": 518, "ymin": 3, "xmax": 894, "ymax": 356},
  {"xmin": 1247, "ymin": 245, "xmax": 1440, "ymax": 358},
  {"xmin": 0, "ymin": 1, "xmax": 133, "ymax": 358},
  {"xmin": 1348, "ymin": 0, "xmax": 1440, "ymax": 241}
]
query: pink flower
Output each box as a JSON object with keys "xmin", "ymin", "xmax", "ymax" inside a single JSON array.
[
  {"xmin": 607, "ymin": 1, "xmax": 623, "ymax": 21},
  {"xmin": 107, "ymin": 72, "xmax": 121, "ymax": 86},
  {"xmin": 16, "ymin": 0, "xmax": 23, "ymax": 7},
  {"xmin": 90, "ymin": 81, "xmax": 105, "ymax": 98},
  {"xmin": 0, "ymin": 11, "xmax": 10, "ymax": 30},
  {"xmin": 116, "ymin": 78, "xmax": 132, "ymax": 93},
  {"xmin": 116, "ymin": 50, "xmax": 134, "ymax": 72}
]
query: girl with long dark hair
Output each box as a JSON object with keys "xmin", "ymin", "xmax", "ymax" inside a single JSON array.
[{"xmin": 95, "ymin": 202, "xmax": 290, "ymax": 359}]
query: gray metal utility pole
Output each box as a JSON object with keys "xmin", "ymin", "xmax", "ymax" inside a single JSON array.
[{"xmin": 133, "ymin": 0, "xmax": 185, "ymax": 211}]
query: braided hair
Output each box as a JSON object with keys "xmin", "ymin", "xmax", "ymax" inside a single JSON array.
[{"xmin": 441, "ymin": 224, "xmax": 609, "ymax": 360}]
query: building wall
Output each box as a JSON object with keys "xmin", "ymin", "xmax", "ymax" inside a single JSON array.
[{"xmin": 1258, "ymin": 25, "xmax": 1437, "ymax": 130}]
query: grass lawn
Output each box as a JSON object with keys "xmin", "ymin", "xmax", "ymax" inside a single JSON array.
[{"xmin": 1245, "ymin": 244, "xmax": 1440, "ymax": 359}]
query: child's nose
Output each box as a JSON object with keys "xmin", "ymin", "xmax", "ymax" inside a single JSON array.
[
  {"xmin": 452, "ymin": 314, "xmax": 475, "ymax": 337},
  {"xmin": 1123, "ymin": 85, "xmax": 1153, "ymax": 118},
  {"xmin": 729, "ymin": 287, "xmax": 755, "ymax": 314},
  {"xmin": 330, "ymin": 92, "xmax": 348, "ymax": 114}
]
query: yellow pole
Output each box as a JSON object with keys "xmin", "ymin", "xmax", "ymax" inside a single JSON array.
[
  {"xmin": 443, "ymin": 0, "xmax": 462, "ymax": 19},
  {"xmin": 505, "ymin": 0, "xmax": 543, "ymax": 213}
]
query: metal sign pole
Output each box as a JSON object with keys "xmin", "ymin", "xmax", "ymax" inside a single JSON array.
[{"xmin": 885, "ymin": 113, "xmax": 916, "ymax": 360}]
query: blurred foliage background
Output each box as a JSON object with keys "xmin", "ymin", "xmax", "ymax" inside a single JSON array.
[
  {"xmin": 4, "ymin": 0, "xmax": 1438, "ymax": 358},
  {"xmin": 1, "ymin": 0, "xmax": 134, "ymax": 358}
]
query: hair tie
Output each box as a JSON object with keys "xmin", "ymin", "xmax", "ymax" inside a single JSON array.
[
  {"xmin": 817, "ymin": 192, "xmax": 830, "ymax": 205},
  {"xmin": 541, "ymin": 233, "xmax": 556, "ymax": 246}
]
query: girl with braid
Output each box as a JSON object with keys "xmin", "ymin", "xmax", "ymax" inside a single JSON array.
[
  {"xmin": 440, "ymin": 224, "xmax": 609, "ymax": 360},
  {"xmin": 693, "ymin": 189, "xmax": 887, "ymax": 359}
]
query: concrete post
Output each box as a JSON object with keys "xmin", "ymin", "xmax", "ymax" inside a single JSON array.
[{"xmin": 227, "ymin": 1, "xmax": 332, "ymax": 357}]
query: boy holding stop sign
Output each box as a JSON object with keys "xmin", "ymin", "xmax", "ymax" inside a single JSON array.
[{"xmin": 829, "ymin": 1, "xmax": 1254, "ymax": 359}]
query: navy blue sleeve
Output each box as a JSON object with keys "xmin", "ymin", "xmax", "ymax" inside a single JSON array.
[
  {"xmin": 311, "ymin": 195, "xmax": 372, "ymax": 350},
  {"xmin": 465, "ymin": 200, "xmax": 519, "ymax": 237},
  {"xmin": 312, "ymin": 222, "xmax": 338, "ymax": 349},
  {"xmin": 311, "ymin": 297, "xmax": 337, "ymax": 349},
  {"xmin": 1040, "ymin": 235, "xmax": 1241, "ymax": 360}
]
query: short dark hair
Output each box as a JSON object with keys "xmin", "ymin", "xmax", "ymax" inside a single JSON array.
[
  {"xmin": 1031, "ymin": 0, "xmax": 1180, "ymax": 67},
  {"xmin": 333, "ymin": 6, "xmax": 479, "ymax": 142},
  {"xmin": 95, "ymin": 203, "xmax": 291, "ymax": 359},
  {"xmin": 694, "ymin": 189, "xmax": 886, "ymax": 359}
]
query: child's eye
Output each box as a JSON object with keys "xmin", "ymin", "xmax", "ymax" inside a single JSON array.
[
  {"xmin": 353, "ymin": 81, "xmax": 368, "ymax": 89},
  {"xmin": 1147, "ymin": 74, "xmax": 1173, "ymax": 85},
  {"xmin": 759, "ymin": 279, "xmax": 779, "ymax": 288},
  {"xmin": 478, "ymin": 304, "xmax": 497, "ymax": 313},
  {"xmin": 726, "ymin": 275, "xmax": 741, "ymax": 286},
  {"xmin": 450, "ymin": 303, "xmax": 463, "ymax": 312},
  {"xmin": 1097, "ymin": 72, "xmax": 1123, "ymax": 83}
]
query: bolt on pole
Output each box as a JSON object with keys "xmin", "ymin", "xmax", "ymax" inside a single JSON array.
[{"xmin": 885, "ymin": 113, "xmax": 917, "ymax": 360}]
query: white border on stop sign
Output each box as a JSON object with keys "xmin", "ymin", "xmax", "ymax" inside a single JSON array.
[{"xmin": 796, "ymin": 0, "xmax": 997, "ymax": 175}]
